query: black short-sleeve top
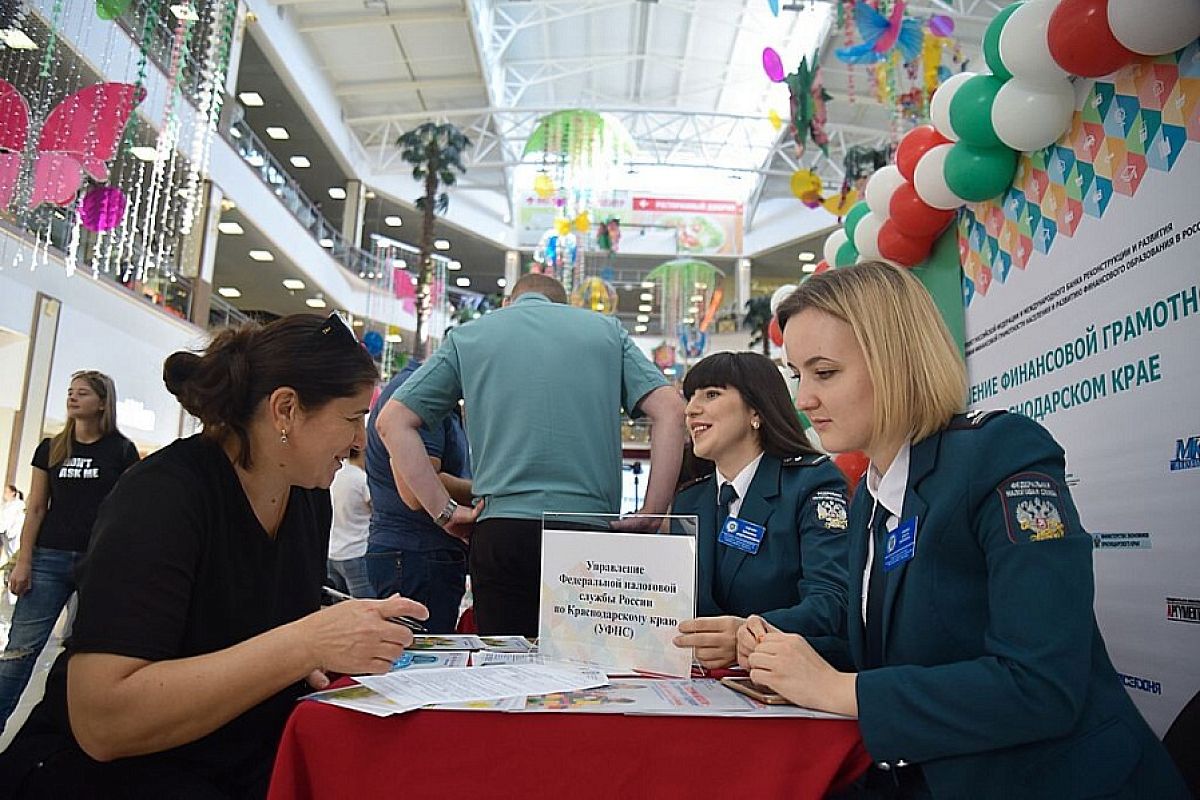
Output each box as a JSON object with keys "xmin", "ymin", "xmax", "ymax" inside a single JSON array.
[
  {"xmin": 31, "ymin": 432, "xmax": 140, "ymax": 552},
  {"xmin": 31, "ymin": 434, "xmax": 331, "ymax": 794}
]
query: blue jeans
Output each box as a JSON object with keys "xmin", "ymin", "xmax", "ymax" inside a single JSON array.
[
  {"xmin": 0, "ymin": 547, "xmax": 83, "ymax": 732},
  {"xmin": 363, "ymin": 547, "xmax": 467, "ymax": 634},
  {"xmin": 326, "ymin": 557, "xmax": 373, "ymax": 599}
]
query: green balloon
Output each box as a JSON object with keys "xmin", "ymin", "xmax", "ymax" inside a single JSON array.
[
  {"xmin": 982, "ymin": 3, "xmax": 1021, "ymax": 82},
  {"xmin": 944, "ymin": 143, "xmax": 1018, "ymax": 202},
  {"xmin": 949, "ymin": 75, "xmax": 1006, "ymax": 149},
  {"xmin": 835, "ymin": 240, "xmax": 859, "ymax": 268},
  {"xmin": 843, "ymin": 202, "xmax": 870, "ymax": 242}
]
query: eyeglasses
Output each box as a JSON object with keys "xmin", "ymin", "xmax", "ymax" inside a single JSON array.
[{"xmin": 316, "ymin": 312, "xmax": 358, "ymax": 346}]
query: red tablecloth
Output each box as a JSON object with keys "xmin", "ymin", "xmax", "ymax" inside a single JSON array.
[{"xmin": 268, "ymin": 688, "xmax": 871, "ymax": 799}]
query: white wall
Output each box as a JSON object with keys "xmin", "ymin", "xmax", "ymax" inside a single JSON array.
[{"xmin": 0, "ymin": 231, "xmax": 204, "ymax": 490}]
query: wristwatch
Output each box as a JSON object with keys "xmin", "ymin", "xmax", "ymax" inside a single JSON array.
[{"xmin": 434, "ymin": 498, "xmax": 459, "ymax": 527}]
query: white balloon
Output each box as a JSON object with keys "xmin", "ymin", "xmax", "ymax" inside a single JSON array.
[
  {"xmin": 852, "ymin": 212, "xmax": 885, "ymax": 261},
  {"xmin": 864, "ymin": 165, "xmax": 908, "ymax": 218},
  {"xmin": 770, "ymin": 283, "xmax": 799, "ymax": 315},
  {"xmin": 992, "ymin": 78, "xmax": 1077, "ymax": 152},
  {"xmin": 823, "ymin": 229, "xmax": 848, "ymax": 266},
  {"xmin": 913, "ymin": 144, "xmax": 966, "ymax": 211},
  {"xmin": 999, "ymin": 0, "xmax": 1069, "ymax": 86},
  {"xmin": 930, "ymin": 71, "xmax": 974, "ymax": 142},
  {"xmin": 1108, "ymin": 0, "xmax": 1200, "ymax": 56}
]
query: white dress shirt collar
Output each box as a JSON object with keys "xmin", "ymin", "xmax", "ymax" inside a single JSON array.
[
  {"xmin": 715, "ymin": 451, "xmax": 764, "ymax": 519},
  {"xmin": 865, "ymin": 441, "xmax": 912, "ymax": 522}
]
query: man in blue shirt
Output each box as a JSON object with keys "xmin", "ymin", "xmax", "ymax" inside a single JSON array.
[{"xmin": 364, "ymin": 359, "xmax": 473, "ymax": 633}]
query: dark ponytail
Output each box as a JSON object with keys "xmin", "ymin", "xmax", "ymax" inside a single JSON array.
[{"xmin": 164, "ymin": 314, "xmax": 378, "ymax": 468}]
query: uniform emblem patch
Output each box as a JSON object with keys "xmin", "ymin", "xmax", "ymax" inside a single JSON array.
[
  {"xmin": 998, "ymin": 473, "xmax": 1068, "ymax": 543},
  {"xmin": 813, "ymin": 491, "xmax": 848, "ymax": 531},
  {"xmin": 1014, "ymin": 498, "xmax": 1065, "ymax": 541}
]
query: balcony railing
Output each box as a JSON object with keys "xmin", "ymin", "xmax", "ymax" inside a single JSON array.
[
  {"xmin": 2, "ymin": 211, "xmax": 197, "ymax": 324},
  {"xmin": 224, "ymin": 117, "xmax": 398, "ymax": 293}
]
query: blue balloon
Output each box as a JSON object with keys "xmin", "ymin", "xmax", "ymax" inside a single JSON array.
[
  {"xmin": 768, "ymin": 0, "xmax": 779, "ymax": 16},
  {"xmin": 362, "ymin": 331, "xmax": 384, "ymax": 358}
]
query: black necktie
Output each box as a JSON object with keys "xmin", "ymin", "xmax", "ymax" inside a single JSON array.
[
  {"xmin": 717, "ymin": 481, "xmax": 738, "ymax": 525},
  {"xmin": 864, "ymin": 506, "xmax": 889, "ymax": 670},
  {"xmin": 715, "ymin": 482, "xmax": 739, "ymax": 608}
]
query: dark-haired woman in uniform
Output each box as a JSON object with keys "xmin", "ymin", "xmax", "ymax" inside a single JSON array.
[
  {"xmin": 671, "ymin": 351, "xmax": 850, "ymax": 669},
  {"xmin": 738, "ymin": 263, "xmax": 1187, "ymax": 799},
  {"xmin": 0, "ymin": 314, "xmax": 430, "ymax": 799}
]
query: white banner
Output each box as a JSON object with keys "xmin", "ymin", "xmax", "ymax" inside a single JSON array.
[{"xmin": 960, "ymin": 57, "xmax": 1200, "ymax": 736}]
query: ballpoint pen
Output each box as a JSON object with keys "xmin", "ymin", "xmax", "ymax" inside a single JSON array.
[{"xmin": 321, "ymin": 585, "xmax": 428, "ymax": 633}]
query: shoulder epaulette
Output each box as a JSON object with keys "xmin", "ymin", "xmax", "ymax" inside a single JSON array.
[
  {"xmin": 947, "ymin": 409, "xmax": 1006, "ymax": 430},
  {"xmin": 782, "ymin": 453, "xmax": 830, "ymax": 467},
  {"xmin": 676, "ymin": 473, "xmax": 713, "ymax": 493}
]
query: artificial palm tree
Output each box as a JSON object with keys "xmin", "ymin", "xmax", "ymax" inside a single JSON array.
[{"xmin": 396, "ymin": 122, "xmax": 471, "ymax": 355}]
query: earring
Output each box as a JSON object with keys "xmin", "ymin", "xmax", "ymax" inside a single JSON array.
[
  {"xmin": 280, "ymin": 430, "xmax": 289, "ymax": 444},
  {"xmin": 751, "ymin": 420, "xmax": 760, "ymax": 430}
]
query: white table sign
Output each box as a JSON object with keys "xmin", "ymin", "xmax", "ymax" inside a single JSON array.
[{"xmin": 538, "ymin": 528, "xmax": 696, "ymax": 678}]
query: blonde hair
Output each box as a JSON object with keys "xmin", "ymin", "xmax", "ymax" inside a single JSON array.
[
  {"xmin": 776, "ymin": 262, "xmax": 965, "ymax": 445},
  {"xmin": 49, "ymin": 370, "xmax": 119, "ymax": 466}
]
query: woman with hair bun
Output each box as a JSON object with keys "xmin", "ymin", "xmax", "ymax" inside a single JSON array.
[{"xmin": 0, "ymin": 314, "xmax": 428, "ymax": 799}]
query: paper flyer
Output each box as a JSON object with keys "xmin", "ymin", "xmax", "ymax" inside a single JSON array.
[
  {"xmin": 406, "ymin": 634, "xmax": 488, "ymax": 651},
  {"xmin": 356, "ymin": 663, "xmax": 609, "ymax": 707}
]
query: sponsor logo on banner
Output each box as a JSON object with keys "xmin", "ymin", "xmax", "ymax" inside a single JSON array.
[
  {"xmin": 1165, "ymin": 597, "xmax": 1200, "ymax": 624},
  {"xmin": 1092, "ymin": 532, "xmax": 1152, "ymax": 550},
  {"xmin": 1119, "ymin": 673, "xmax": 1163, "ymax": 695},
  {"xmin": 1170, "ymin": 435, "xmax": 1200, "ymax": 472}
]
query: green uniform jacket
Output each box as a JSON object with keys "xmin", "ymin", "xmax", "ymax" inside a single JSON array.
[
  {"xmin": 674, "ymin": 454, "xmax": 851, "ymax": 658},
  {"xmin": 850, "ymin": 411, "xmax": 1187, "ymax": 799}
]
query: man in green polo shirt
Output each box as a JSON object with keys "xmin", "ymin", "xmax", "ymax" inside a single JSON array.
[{"xmin": 377, "ymin": 273, "xmax": 686, "ymax": 636}]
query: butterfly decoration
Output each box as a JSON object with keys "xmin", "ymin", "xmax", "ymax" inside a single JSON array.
[
  {"xmin": 835, "ymin": 1, "xmax": 925, "ymax": 65},
  {"xmin": 0, "ymin": 80, "xmax": 145, "ymax": 211}
]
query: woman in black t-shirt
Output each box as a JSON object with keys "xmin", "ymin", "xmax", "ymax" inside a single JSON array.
[
  {"xmin": 0, "ymin": 314, "xmax": 428, "ymax": 799},
  {"xmin": 0, "ymin": 370, "xmax": 139, "ymax": 732}
]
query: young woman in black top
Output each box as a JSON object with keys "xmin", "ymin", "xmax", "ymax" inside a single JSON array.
[
  {"xmin": 0, "ymin": 370, "xmax": 139, "ymax": 733},
  {"xmin": 0, "ymin": 314, "xmax": 427, "ymax": 799}
]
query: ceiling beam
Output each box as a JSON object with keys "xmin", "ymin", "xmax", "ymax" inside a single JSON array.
[
  {"xmin": 296, "ymin": 10, "xmax": 467, "ymax": 33},
  {"xmin": 335, "ymin": 76, "xmax": 484, "ymax": 96}
]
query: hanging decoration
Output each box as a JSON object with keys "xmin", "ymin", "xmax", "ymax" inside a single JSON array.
[
  {"xmin": 2, "ymin": 0, "xmax": 240, "ymax": 295},
  {"xmin": 570, "ymin": 275, "xmax": 618, "ymax": 315},
  {"xmin": 0, "ymin": 81, "xmax": 144, "ymax": 209},
  {"xmin": 78, "ymin": 186, "xmax": 127, "ymax": 232},
  {"xmin": 523, "ymin": 110, "xmax": 635, "ymax": 294},
  {"xmin": 646, "ymin": 258, "xmax": 723, "ymax": 362},
  {"xmin": 595, "ymin": 217, "xmax": 621, "ymax": 253},
  {"xmin": 808, "ymin": 0, "xmax": 1200, "ymax": 275},
  {"xmin": 783, "ymin": 52, "xmax": 832, "ymax": 158},
  {"xmin": 522, "ymin": 109, "xmax": 635, "ymax": 220},
  {"xmin": 835, "ymin": 1, "xmax": 925, "ymax": 66}
]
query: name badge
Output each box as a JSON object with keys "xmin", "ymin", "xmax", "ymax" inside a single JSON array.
[
  {"xmin": 718, "ymin": 516, "xmax": 766, "ymax": 555},
  {"xmin": 882, "ymin": 516, "xmax": 918, "ymax": 572}
]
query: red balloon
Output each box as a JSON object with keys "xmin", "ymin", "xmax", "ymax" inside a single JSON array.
[
  {"xmin": 833, "ymin": 451, "xmax": 871, "ymax": 494},
  {"xmin": 889, "ymin": 183, "xmax": 955, "ymax": 237},
  {"xmin": 1048, "ymin": 0, "xmax": 1137, "ymax": 78},
  {"xmin": 878, "ymin": 220, "xmax": 935, "ymax": 267},
  {"xmin": 768, "ymin": 316, "xmax": 784, "ymax": 347},
  {"xmin": 813, "ymin": 259, "xmax": 831, "ymax": 275},
  {"xmin": 895, "ymin": 125, "xmax": 950, "ymax": 182}
]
